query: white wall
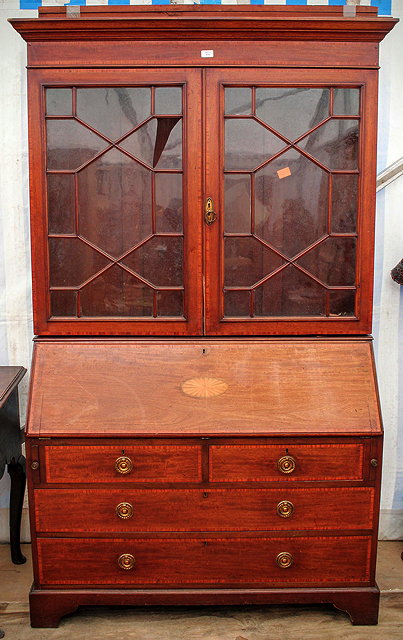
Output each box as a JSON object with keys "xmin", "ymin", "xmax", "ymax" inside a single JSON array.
[{"xmin": 0, "ymin": 0, "xmax": 402, "ymax": 542}]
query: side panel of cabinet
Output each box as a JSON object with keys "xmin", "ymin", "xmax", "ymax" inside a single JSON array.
[
  {"xmin": 28, "ymin": 67, "xmax": 203, "ymax": 336},
  {"xmin": 204, "ymin": 68, "xmax": 378, "ymax": 335}
]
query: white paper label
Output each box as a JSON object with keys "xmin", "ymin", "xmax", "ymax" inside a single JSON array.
[{"xmin": 201, "ymin": 50, "xmax": 214, "ymax": 58}]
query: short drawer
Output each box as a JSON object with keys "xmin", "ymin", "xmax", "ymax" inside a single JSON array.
[
  {"xmin": 42, "ymin": 445, "xmax": 202, "ymax": 483},
  {"xmin": 209, "ymin": 443, "xmax": 366, "ymax": 482},
  {"xmin": 34, "ymin": 487, "xmax": 375, "ymax": 533},
  {"xmin": 36, "ymin": 535, "xmax": 372, "ymax": 587}
]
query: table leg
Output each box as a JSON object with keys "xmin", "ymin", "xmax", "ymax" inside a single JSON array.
[{"xmin": 7, "ymin": 455, "xmax": 27, "ymax": 564}]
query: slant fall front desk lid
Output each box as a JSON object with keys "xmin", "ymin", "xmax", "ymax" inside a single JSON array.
[{"xmin": 26, "ymin": 339, "xmax": 382, "ymax": 438}]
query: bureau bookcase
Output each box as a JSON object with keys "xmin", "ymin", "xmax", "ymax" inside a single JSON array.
[{"xmin": 10, "ymin": 5, "xmax": 396, "ymax": 628}]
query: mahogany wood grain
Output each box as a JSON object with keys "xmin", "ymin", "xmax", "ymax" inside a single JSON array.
[
  {"xmin": 209, "ymin": 443, "xmax": 366, "ymax": 482},
  {"xmin": 42, "ymin": 445, "xmax": 202, "ymax": 484},
  {"xmin": 26, "ymin": 41, "xmax": 380, "ymax": 71},
  {"xmin": 28, "ymin": 586, "xmax": 380, "ymax": 628},
  {"xmin": 36, "ymin": 535, "xmax": 372, "ymax": 587},
  {"xmin": 26, "ymin": 339, "xmax": 382, "ymax": 437},
  {"xmin": 33, "ymin": 487, "xmax": 375, "ymax": 533}
]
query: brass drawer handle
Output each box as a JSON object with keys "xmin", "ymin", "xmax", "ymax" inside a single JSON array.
[
  {"xmin": 116, "ymin": 502, "xmax": 134, "ymax": 519},
  {"xmin": 277, "ymin": 455, "xmax": 296, "ymax": 474},
  {"xmin": 115, "ymin": 456, "xmax": 133, "ymax": 475},
  {"xmin": 276, "ymin": 500, "xmax": 294, "ymax": 518},
  {"xmin": 276, "ymin": 552, "xmax": 293, "ymax": 569},
  {"xmin": 118, "ymin": 553, "xmax": 135, "ymax": 571}
]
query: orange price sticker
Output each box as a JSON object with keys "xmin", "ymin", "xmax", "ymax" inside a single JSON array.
[{"xmin": 277, "ymin": 167, "xmax": 291, "ymax": 179}]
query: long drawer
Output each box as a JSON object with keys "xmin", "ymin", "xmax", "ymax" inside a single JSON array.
[
  {"xmin": 36, "ymin": 536, "xmax": 372, "ymax": 587},
  {"xmin": 209, "ymin": 443, "xmax": 366, "ymax": 482},
  {"xmin": 42, "ymin": 445, "xmax": 202, "ymax": 483},
  {"xmin": 34, "ymin": 487, "xmax": 375, "ymax": 532}
]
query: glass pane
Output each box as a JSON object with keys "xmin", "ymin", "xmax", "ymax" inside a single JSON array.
[
  {"xmin": 155, "ymin": 173, "xmax": 183, "ymax": 233},
  {"xmin": 47, "ymin": 174, "xmax": 76, "ymax": 234},
  {"xmin": 76, "ymin": 88, "xmax": 151, "ymax": 140},
  {"xmin": 47, "ymin": 120, "xmax": 108, "ymax": 171},
  {"xmin": 49, "ymin": 238, "xmax": 109, "ymax": 287},
  {"xmin": 255, "ymin": 149, "xmax": 328, "ymax": 258},
  {"xmin": 157, "ymin": 290, "xmax": 183, "ymax": 317},
  {"xmin": 224, "ymin": 237, "xmax": 284, "ymax": 287},
  {"xmin": 297, "ymin": 237, "xmax": 356, "ymax": 286},
  {"xmin": 256, "ymin": 88, "xmax": 329, "ymax": 141},
  {"xmin": 225, "ymin": 119, "xmax": 285, "ymax": 171},
  {"xmin": 297, "ymin": 119, "xmax": 359, "ymax": 170},
  {"xmin": 50, "ymin": 290, "xmax": 77, "ymax": 317},
  {"xmin": 120, "ymin": 118, "xmax": 182, "ymax": 169},
  {"xmin": 331, "ymin": 174, "xmax": 358, "ymax": 233},
  {"xmin": 80, "ymin": 265, "xmax": 153, "ymax": 317},
  {"xmin": 329, "ymin": 290, "xmax": 355, "ymax": 317},
  {"xmin": 46, "ymin": 89, "xmax": 72, "ymax": 116},
  {"xmin": 224, "ymin": 175, "xmax": 251, "ymax": 234},
  {"xmin": 225, "ymin": 88, "xmax": 252, "ymax": 115},
  {"xmin": 123, "ymin": 236, "xmax": 183, "ymax": 287},
  {"xmin": 77, "ymin": 147, "xmax": 152, "ymax": 258},
  {"xmin": 254, "ymin": 265, "xmax": 326, "ymax": 317},
  {"xmin": 224, "ymin": 291, "xmax": 251, "ymax": 317},
  {"xmin": 155, "ymin": 88, "xmax": 182, "ymax": 115},
  {"xmin": 333, "ymin": 89, "xmax": 360, "ymax": 116}
]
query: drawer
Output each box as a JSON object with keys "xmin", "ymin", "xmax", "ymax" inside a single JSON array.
[
  {"xmin": 209, "ymin": 443, "xmax": 366, "ymax": 482},
  {"xmin": 34, "ymin": 487, "xmax": 375, "ymax": 533},
  {"xmin": 42, "ymin": 445, "xmax": 202, "ymax": 483},
  {"xmin": 36, "ymin": 535, "xmax": 372, "ymax": 587}
]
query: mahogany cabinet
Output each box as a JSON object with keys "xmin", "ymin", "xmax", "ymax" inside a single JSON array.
[{"xmin": 10, "ymin": 4, "xmax": 396, "ymax": 628}]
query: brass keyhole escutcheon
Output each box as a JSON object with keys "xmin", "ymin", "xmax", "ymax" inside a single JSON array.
[
  {"xmin": 277, "ymin": 455, "xmax": 296, "ymax": 474},
  {"xmin": 116, "ymin": 502, "xmax": 134, "ymax": 519},
  {"xmin": 118, "ymin": 553, "xmax": 135, "ymax": 571},
  {"xmin": 276, "ymin": 500, "xmax": 295, "ymax": 518},
  {"xmin": 204, "ymin": 197, "xmax": 217, "ymax": 225},
  {"xmin": 115, "ymin": 456, "xmax": 133, "ymax": 475},
  {"xmin": 276, "ymin": 552, "xmax": 294, "ymax": 569}
]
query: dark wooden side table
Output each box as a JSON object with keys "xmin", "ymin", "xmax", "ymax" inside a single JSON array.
[{"xmin": 0, "ymin": 366, "xmax": 27, "ymax": 565}]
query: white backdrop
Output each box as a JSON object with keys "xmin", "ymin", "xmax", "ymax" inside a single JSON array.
[{"xmin": 0, "ymin": 0, "xmax": 402, "ymax": 541}]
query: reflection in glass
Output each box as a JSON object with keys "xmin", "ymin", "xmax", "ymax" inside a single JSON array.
[
  {"xmin": 225, "ymin": 119, "xmax": 285, "ymax": 171},
  {"xmin": 50, "ymin": 290, "xmax": 76, "ymax": 317},
  {"xmin": 80, "ymin": 265, "xmax": 153, "ymax": 316},
  {"xmin": 255, "ymin": 149, "xmax": 328, "ymax": 258},
  {"xmin": 224, "ymin": 291, "xmax": 250, "ymax": 317},
  {"xmin": 225, "ymin": 88, "xmax": 252, "ymax": 115},
  {"xmin": 224, "ymin": 236, "xmax": 284, "ymax": 287},
  {"xmin": 77, "ymin": 148, "xmax": 152, "ymax": 258},
  {"xmin": 155, "ymin": 173, "xmax": 183, "ymax": 233},
  {"xmin": 254, "ymin": 265, "xmax": 326, "ymax": 317},
  {"xmin": 331, "ymin": 174, "xmax": 358, "ymax": 233},
  {"xmin": 297, "ymin": 119, "xmax": 359, "ymax": 170},
  {"xmin": 155, "ymin": 88, "xmax": 182, "ymax": 115},
  {"xmin": 329, "ymin": 290, "xmax": 355, "ymax": 317},
  {"xmin": 46, "ymin": 89, "xmax": 72, "ymax": 116},
  {"xmin": 47, "ymin": 120, "xmax": 108, "ymax": 171},
  {"xmin": 333, "ymin": 89, "xmax": 360, "ymax": 116},
  {"xmin": 48, "ymin": 174, "xmax": 76, "ymax": 234},
  {"xmin": 297, "ymin": 237, "xmax": 356, "ymax": 286},
  {"xmin": 123, "ymin": 236, "xmax": 183, "ymax": 287},
  {"xmin": 76, "ymin": 88, "xmax": 151, "ymax": 140},
  {"xmin": 120, "ymin": 118, "xmax": 182, "ymax": 169},
  {"xmin": 157, "ymin": 290, "xmax": 183, "ymax": 317},
  {"xmin": 224, "ymin": 175, "xmax": 251, "ymax": 234},
  {"xmin": 49, "ymin": 238, "xmax": 109, "ymax": 287},
  {"xmin": 256, "ymin": 88, "xmax": 329, "ymax": 141}
]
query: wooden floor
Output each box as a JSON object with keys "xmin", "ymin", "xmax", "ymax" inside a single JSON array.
[{"xmin": 0, "ymin": 542, "xmax": 402, "ymax": 639}]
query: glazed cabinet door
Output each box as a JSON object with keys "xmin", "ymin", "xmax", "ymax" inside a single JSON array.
[
  {"xmin": 28, "ymin": 68, "xmax": 203, "ymax": 335},
  {"xmin": 204, "ymin": 68, "xmax": 377, "ymax": 335}
]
